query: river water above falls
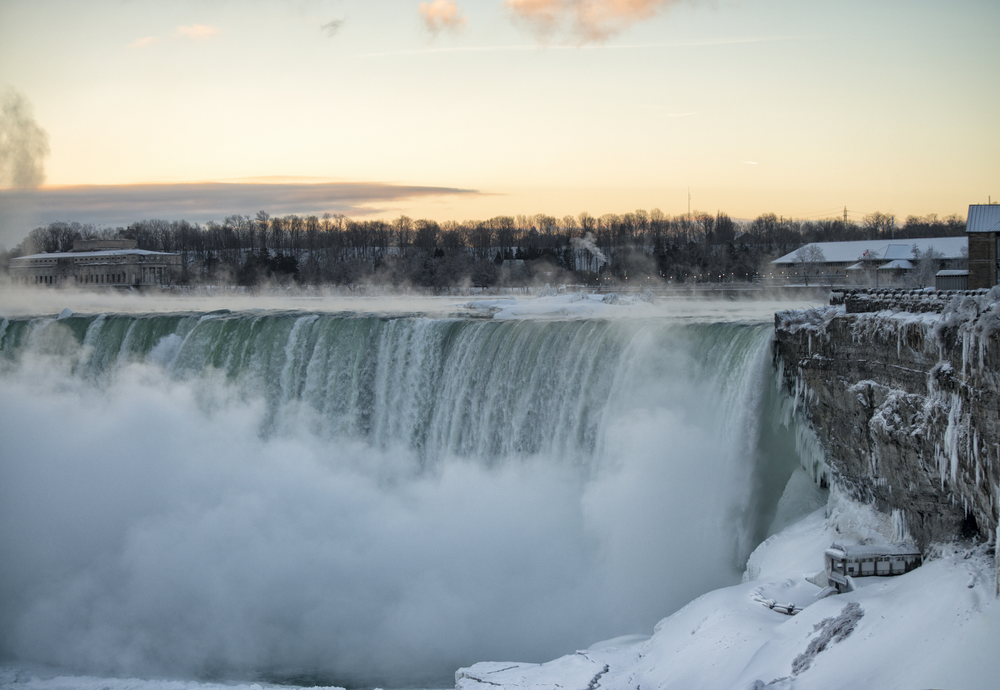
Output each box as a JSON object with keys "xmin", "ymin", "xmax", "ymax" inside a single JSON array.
[{"xmin": 0, "ymin": 301, "xmax": 809, "ymax": 687}]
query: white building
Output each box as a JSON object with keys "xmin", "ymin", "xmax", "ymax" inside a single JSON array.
[{"xmin": 8, "ymin": 239, "xmax": 181, "ymax": 287}]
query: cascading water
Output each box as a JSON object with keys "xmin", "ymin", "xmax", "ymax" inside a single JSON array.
[{"xmin": 0, "ymin": 309, "xmax": 806, "ymax": 687}]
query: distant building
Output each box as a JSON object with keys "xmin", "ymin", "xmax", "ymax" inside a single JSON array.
[
  {"xmin": 770, "ymin": 237, "xmax": 967, "ymax": 286},
  {"xmin": 8, "ymin": 239, "xmax": 181, "ymax": 287},
  {"xmin": 966, "ymin": 204, "xmax": 1000, "ymax": 289},
  {"xmin": 935, "ymin": 269, "xmax": 969, "ymax": 291}
]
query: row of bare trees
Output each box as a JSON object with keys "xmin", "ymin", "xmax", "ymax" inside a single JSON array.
[{"xmin": 2, "ymin": 209, "xmax": 965, "ymax": 290}]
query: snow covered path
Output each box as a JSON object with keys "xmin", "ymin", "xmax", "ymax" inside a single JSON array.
[{"xmin": 457, "ymin": 508, "xmax": 999, "ymax": 690}]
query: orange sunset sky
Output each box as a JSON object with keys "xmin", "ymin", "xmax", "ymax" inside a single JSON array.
[{"xmin": 1, "ymin": 0, "xmax": 998, "ymax": 246}]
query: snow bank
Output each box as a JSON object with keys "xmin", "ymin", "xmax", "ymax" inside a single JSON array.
[
  {"xmin": 774, "ymin": 305, "xmax": 843, "ymax": 334},
  {"xmin": 458, "ymin": 495, "xmax": 999, "ymax": 690},
  {"xmin": 463, "ymin": 292, "xmax": 824, "ymax": 322},
  {"xmin": 462, "ymin": 291, "xmax": 658, "ymax": 320}
]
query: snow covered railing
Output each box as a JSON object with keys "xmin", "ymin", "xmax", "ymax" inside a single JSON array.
[{"xmin": 834, "ymin": 287, "xmax": 994, "ymax": 314}]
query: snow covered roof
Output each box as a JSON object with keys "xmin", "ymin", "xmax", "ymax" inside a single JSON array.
[
  {"xmin": 878, "ymin": 259, "xmax": 914, "ymax": 270},
  {"xmin": 827, "ymin": 542, "xmax": 921, "ymax": 559},
  {"xmin": 966, "ymin": 204, "xmax": 1000, "ymax": 233},
  {"xmin": 772, "ymin": 237, "xmax": 967, "ymax": 265},
  {"xmin": 12, "ymin": 249, "xmax": 178, "ymax": 261},
  {"xmin": 936, "ymin": 269, "xmax": 969, "ymax": 277}
]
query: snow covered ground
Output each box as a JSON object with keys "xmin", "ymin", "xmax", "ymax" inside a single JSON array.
[
  {"xmin": 0, "ymin": 285, "xmax": 822, "ymax": 324},
  {"xmin": 457, "ymin": 483, "xmax": 999, "ymax": 690},
  {"xmin": 463, "ymin": 292, "xmax": 821, "ymax": 323}
]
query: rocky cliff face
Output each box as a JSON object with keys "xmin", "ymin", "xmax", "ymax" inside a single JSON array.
[{"xmin": 774, "ymin": 288, "xmax": 1000, "ymax": 568}]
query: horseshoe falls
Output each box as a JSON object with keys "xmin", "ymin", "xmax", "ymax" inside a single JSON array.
[{"xmin": 0, "ymin": 306, "xmax": 807, "ymax": 688}]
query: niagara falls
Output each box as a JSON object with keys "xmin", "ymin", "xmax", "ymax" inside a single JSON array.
[
  {"xmin": 0, "ymin": 296, "xmax": 814, "ymax": 687},
  {"xmin": 2, "ymin": 0, "xmax": 998, "ymax": 687}
]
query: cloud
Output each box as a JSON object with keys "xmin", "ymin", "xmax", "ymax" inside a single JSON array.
[
  {"xmin": 0, "ymin": 88, "xmax": 50, "ymax": 189},
  {"xmin": 356, "ymin": 35, "xmax": 805, "ymax": 58},
  {"xmin": 505, "ymin": 0, "xmax": 682, "ymax": 43},
  {"xmin": 174, "ymin": 24, "xmax": 221, "ymax": 40},
  {"xmin": 321, "ymin": 18, "xmax": 346, "ymax": 38},
  {"xmin": 418, "ymin": 0, "xmax": 467, "ymax": 35},
  {"xmin": 0, "ymin": 180, "xmax": 480, "ymax": 244},
  {"xmin": 127, "ymin": 36, "xmax": 161, "ymax": 49}
]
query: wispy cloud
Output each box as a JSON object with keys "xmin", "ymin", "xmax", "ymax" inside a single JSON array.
[
  {"xmin": 357, "ymin": 35, "xmax": 812, "ymax": 58},
  {"xmin": 125, "ymin": 25, "xmax": 220, "ymax": 50},
  {"xmin": 0, "ymin": 181, "xmax": 481, "ymax": 230},
  {"xmin": 174, "ymin": 24, "xmax": 221, "ymax": 40},
  {"xmin": 127, "ymin": 36, "xmax": 161, "ymax": 49},
  {"xmin": 504, "ymin": 0, "xmax": 683, "ymax": 44},
  {"xmin": 321, "ymin": 18, "xmax": 346, "ymax": 38},
  {"xmin": 418, "ymin": 0, "xmax": 467, "ymax": 36}
]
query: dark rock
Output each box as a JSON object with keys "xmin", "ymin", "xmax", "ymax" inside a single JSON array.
[{"xmin": 774, "ymin": 290, "xmax": 1000, "ymax": 559}]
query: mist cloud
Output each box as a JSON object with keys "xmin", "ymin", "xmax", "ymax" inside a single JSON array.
[
  {"xmin": 0, "ymin": 88, "xmax": 50, "ymax": 189},
  {"xmin": 419, "ymin": 0, "xmax": 467, "ymax": 35},
  {"xmin": 505, "ymin": 0, "xmax": 684, "ymax": 43},
  {"xmin": 0, "ymin": 325, "xmax": 753, "ymax": 685}
]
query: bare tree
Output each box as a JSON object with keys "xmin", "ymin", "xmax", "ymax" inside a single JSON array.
[
  {"xmin": 863, "ymin": 211, "xmax": 895, "ymax": 240},
  {"xmin": 794, "ymin": 244, "xmax": 826, "ymax": 286},
  {"xmin": 908, "ymin": 245, "xmax": 943, "ymax": 288}
]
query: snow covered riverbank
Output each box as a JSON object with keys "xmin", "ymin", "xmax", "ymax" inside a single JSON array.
[{"xmin": 457, "ymin": 487, "xmax": 999, "ymax": 690}]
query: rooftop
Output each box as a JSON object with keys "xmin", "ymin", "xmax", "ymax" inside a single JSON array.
[
  {"xmin": 966, "ymin": 204, "xmax": 1000, "ymax": 233},
  {"xmin": 773, "ymin": 237, "xmax": 967, "ymax": 265},
  {"xmin": 11, "ymin": 248, "xmax": 179, "ymax": 261},
  {"xmin": 826, "ymin": 542, "xmax": 921, "ymax": 559}
]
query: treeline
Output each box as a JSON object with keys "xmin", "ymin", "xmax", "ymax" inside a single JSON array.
[{"xmin": 2, "ymin": 209, "xmax": 966, "ymax": 289}]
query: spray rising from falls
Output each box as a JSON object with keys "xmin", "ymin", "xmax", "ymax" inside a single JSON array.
[{"xmin": 0, "ymin": 311, "xmax": 804, "ymax": 686}]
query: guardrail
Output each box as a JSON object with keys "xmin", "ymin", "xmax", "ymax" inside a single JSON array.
[{"xmin": 833, "ymin": 287, "xmax": 993, "ymax": 314}]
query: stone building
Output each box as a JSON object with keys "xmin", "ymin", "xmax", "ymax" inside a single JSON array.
[
  {"xmin": 966, "ymin": 203, "xmax": 1000, "ymax": 289},
  {"xmin": 8, "ymin": 239, "xmax": 181, "ymax": 287}
]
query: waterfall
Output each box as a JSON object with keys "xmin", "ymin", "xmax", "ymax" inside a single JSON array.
[{"xmin": 0, "ymin": 310, "xmax": 804, "ymax": 687}]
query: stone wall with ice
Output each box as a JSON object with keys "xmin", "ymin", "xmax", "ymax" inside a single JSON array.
[{"xmin": 775, "ymin": 286, "xmax": 1000, "ymax": 592}]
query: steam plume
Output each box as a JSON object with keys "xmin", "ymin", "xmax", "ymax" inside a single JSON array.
[
  {"xmin": 571, "ymin": 232, "xmax": 607, "ymax": 264},
  {"xmin": 0, "ymin": 88, "xmax": 50, "ymax": 188},
  {"xmin": 504, "ymin": 0, "xmax": 682, "ymax": 43},
  {"xmin": 419, "ymin": 0, "xmax": 467, "ymax": 35}
]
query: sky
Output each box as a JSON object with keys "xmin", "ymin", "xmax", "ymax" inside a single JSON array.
[{"xmin": 0, "ymin": 0, "xmax": 998, "ymax": 247}]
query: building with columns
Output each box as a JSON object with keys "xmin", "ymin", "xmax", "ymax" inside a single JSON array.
[{"xmin": 8, "ymin": 239, "xmax": 181, "ymax": 287}]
